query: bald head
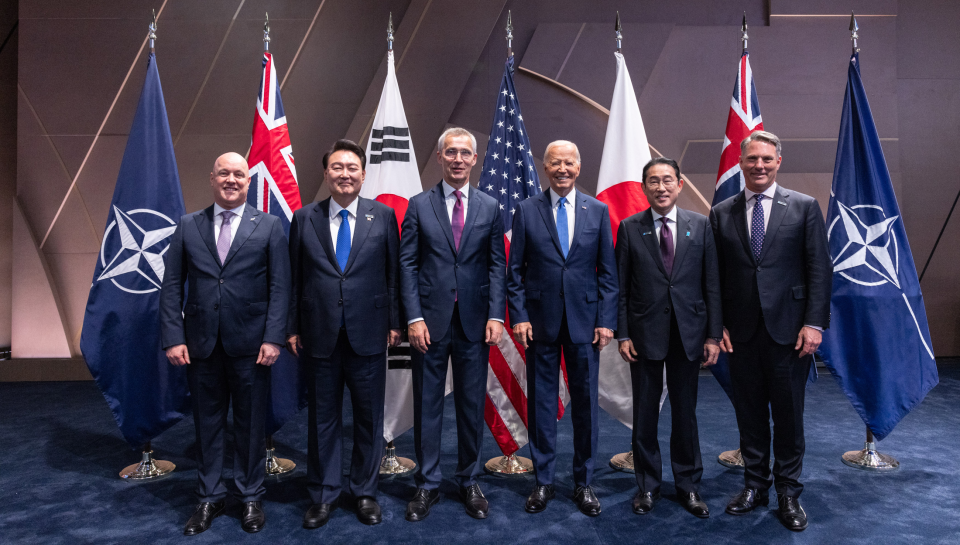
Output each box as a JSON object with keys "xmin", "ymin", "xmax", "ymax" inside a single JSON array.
[{"xmin": 210, "ymin": 152, "xmax": 251, "ymax": 209}]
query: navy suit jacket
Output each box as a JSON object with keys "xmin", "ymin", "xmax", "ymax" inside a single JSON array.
[
  {"xmin": 507, "ymin": 191, "xmax": 619, "ymax": 345},
  {"xmin": 287, "ymin": 197, "xmax": 400, "ymax": 359},
  {"xmin": 709, "ymin": 186, "xmax": 832, "ymax": 345},
  {"xmin": 160, "ymin": 203, "xmax": 290, "ymax": 359},
  {"xmin": 616, "ymin": 207, "xmax": 722, "ymax": 362},
  {"xmin": 399, "ymin": 183, "xmax": 506, "ymax": 342}
]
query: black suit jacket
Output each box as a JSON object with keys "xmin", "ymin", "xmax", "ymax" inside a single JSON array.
[
  {"xmin": 709, "ymin": 186, "xmax": 832, "ymax": 345},
  {"xmin": 617, "ymin": 207, "xmax": 722, "ymax": 362},
  {"xmin": 287, "ymin": 197, "xmax": 400, "ymax": 358},
  {"xmin": 160, "ymin": 203, "xmax": 291, "ymax": 359},
  {"xmin": 399, "ymin": 183, "xmax": 506, "ymax": 342}
]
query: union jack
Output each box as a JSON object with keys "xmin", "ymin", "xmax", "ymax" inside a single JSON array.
[{"xmin": 714, "ymin": 50, "xmax": 763, "ymax": 205}]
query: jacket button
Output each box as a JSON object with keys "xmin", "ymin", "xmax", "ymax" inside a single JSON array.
[
  {"xmin": 664, "ymin": 307, "xmax": 670, "ymax": 314},
  {"xmin": 455, "ymin": 263, "xmax": 460, "ymax": 269},
  {"xmin": 213, "ymin": 304, "xmax": 218, "ymax": 310},
  {"xmin": 559, "ymin": 291, "xmax": 564, "ymax": 297},
  {"xmin": 338, "ymin": 299, "xmax": 343, "ymax": 305},
  {"xmin": 562, "ymin": 266, "xmax": 568, "ymax": 271},
  {"xmin": 219, "ymin": 278, "xmax": 224, "ymax": 284}
]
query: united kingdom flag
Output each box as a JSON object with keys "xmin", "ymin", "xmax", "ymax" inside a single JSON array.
[
  {"xmin": 714, "ymin": 50, "xmax": 763, "ymax": 205},
  {"xmin": 246, "ymin": 51, "xmax": 303, "ymax": 435}
]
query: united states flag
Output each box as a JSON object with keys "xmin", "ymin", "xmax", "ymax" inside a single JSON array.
[
  {"xmin": 479, "ymin": 56, "xmax": 569, "ymax": 456},
  {"xmin": 246, "ymin": 51, "xmax": 303, "ymax": 434},
  {"xmin": 714, "ymin": 50, "xmax": 763, "ymax": 205}
]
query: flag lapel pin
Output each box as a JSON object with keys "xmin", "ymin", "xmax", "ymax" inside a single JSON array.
[
  {"xmin": 686, "ymin": 231, "xmax": 691, "ymax": 237},
  {"xmin": 642, "ymin": 231, "xmax": 651, "ymax": 236},
  {"xmin": 365, "ymin": 214, "xmax": 374, "ymax": 221},
  {"xmin": 777, "ymin": 200, "xmax": 787, "ymax": 206}
]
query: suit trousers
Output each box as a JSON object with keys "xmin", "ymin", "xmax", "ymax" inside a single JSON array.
[
  {"xmin": 526, "ymin": 311, "xmax": 600, "ymax": 487},
  {"xmin": 729, "ymin": 316, "xmax": 811, "ymax": 498},
  {"xmin": 630, "ymin": 315, "xmax": 703, "ymax": 496},
  {"xmin": 412, "ymin": 303, "xmax": 488, "ymax": 490},
  {"xmin": 305, "ymin": 328, "xmax": 386, "ymax": 504},
  {"xmin": 186, "ymin": 336, "xmax": 269, "ymax": 503}
]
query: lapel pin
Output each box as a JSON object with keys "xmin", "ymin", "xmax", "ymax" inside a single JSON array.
[
  {"xmin": 686, "ymin": 231, "xmax": 691, "ymax": 237},
  {"xmin": 365, "ymin": 214, "xmax": 374, "ymax": 221},
  {"xmin": 250, "ymin": 217, "xmax": 256, "ymax": 221},
  {"xmin": 777, "ymin": 200, "xmax": 787, "ymax": 206},
  {"xmin": 581, "ymin": 206, "xmax": 587, "ymax": 209},
  {"xmin": 642, "ymin": 231, "xmax": 651, "ymax": 236}
]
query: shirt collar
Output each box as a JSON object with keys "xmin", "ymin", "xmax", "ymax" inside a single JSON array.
[
  {"xmin": 329, "ymin": 197, "xmax": 359, "ymax": 218},
  {"xmin": 213, "ymin": 202, "xmax": 245, "ymax": 220},
  {"xmin": 549, "ymin": 187, "xmax": 576, "ymax": 207},
  {"xmin": 442, "ymin": 180, "xmax": 469, "ymax": 199},
  {"xmin": 651, "ymin": 206, "xmax": 678, "ymax": 224},
  {"xmin": 744, "ymin": 182, "xmax": 778, "ymax": 203}
]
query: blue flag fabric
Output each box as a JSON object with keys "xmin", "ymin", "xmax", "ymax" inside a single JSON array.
[
  {"xmin": 80, "ymin": 52, "xmax": 190, "ymax": 448},
  {"xmin": 820, "ymin": 53, "xmax": 938, "ymax": 441}
]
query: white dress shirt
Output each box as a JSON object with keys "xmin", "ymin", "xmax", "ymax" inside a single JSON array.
[
  {"xmin": 549, "ymin": 187, "xmax": 576, "ymax": 249},
  {"xmin": 213, "ymin": 202, "xmax": 245, "ymax": 246},
  {"xmin": 744, "ymin": 182, "xmax": 778, "ymax": 238},
  {"xmin": 442, "ymin": 180, "xmax": 470, "ymax": 222},
  {"xmin": 650, "ymin": 206, "xmax": 678, "ymax": 249},
  {"xmin": 329, "ymin": 197, "xmax": 358, "ymax": 248}
]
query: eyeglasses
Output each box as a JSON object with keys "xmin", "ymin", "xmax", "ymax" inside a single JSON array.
[
  {"xmin": 443, "ymin": 148, "xmax": 475, "ymax": 159},
  {"xmin": 644, "ymin": 177, "xmax": 678, "ymax": 188}
]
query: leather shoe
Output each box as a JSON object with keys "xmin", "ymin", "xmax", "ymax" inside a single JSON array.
[
  {"xmin": 459, "ymin": 484, "xmax": 489, "ymax": 519},
  {"xmin": 303, "ymin": 502, "xmax": 336, "ymax": 529},
  {"xmin": 525, "ymin": 485, "xmax": 555, "ymax": 514},
  {"xmin": 574, "ymin": 485, "xmax": 601, "ymax": 517},
  {"xmin": 777, "ymin": 495, "xmax": 808, "ymax": 531},
  {"xmin": 406, "ymin": 488, "xmax": 440, "ymax": 522},
  {"xmin": 679, "ymin": 492, "xmax": 709, "ymax": 518},
  {"xmin": 183, "ymin": 501, "xmax": 225, "ymax": 536},
  {"xmin": 356, "ymin": 497, "xmax": 382, "ymax": 525},
  {"xmin": 725, "ymin": 487, "xmax": 769, "ymax": 515},
  {"xmin": 241, "ymin": 501, "xmax": 265, "ymax": 533},
  {"xmin": 632, "ymin": 491, "xmax": 660, "ymax": 515}
]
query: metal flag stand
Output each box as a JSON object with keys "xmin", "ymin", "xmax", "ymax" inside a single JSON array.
[
  {"xmin": 121, "ymin": 441, "xmax": 175, "ymax": 480},
  {"xmin": 481, "ymin": 11, "xmax": 533, "ymax": 477},
  {"xmin": 842, "ymin": 425, "xmax": 899, "ymax": 471}
]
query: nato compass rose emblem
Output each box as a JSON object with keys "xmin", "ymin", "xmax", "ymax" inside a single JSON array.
[
  {"xmin": 96, "ymin": 206, "xmax": 177, "ymax": 294},
  {"xmin": 827, "ymin": 200, "xmax": 900, "ymax": 288}
]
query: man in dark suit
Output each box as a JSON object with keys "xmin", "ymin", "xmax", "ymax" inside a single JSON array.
[
  {"xmin": 616, "ymin": 157, "xmax": 721, "ymax": 518},
  {"xmin": 400, "ymin": 127, "xmax": 506, "ymax": 522},
  {"xmin": 286, "ymin": 139, "xmax": 401, "ymax": 528},
  {"xmin": 507, "ymin": 140, "xmax": 618, "ymax": 516},
  {"xmin": 710, "ymin": 131, "xmax": 832, "ymax": 531},
  {"xmin": 161, "ymin": 152, "xmax": 290, "ymax": 535}
]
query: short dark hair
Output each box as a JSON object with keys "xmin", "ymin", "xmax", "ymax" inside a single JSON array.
[
  {"xmin": 642, "ymin": 157, "xmax": 680, "ymax": 182},
  {"xmin": 322, "ymin": 139, "xmax": 366, "ymax": 169}
]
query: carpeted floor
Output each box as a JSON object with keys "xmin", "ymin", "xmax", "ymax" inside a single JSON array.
[{"xmin": 1, "ymin": 365, "xmax": 958, "ymax": 544}]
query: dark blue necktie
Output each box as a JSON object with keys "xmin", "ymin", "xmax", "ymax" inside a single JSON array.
[
  {"xmin": 336, "ymin": 209, "xmax": 351, "ymax": 271},
  {"xmin": 557, "ymin": 197, "xmax": 569, "ymax": 258},
  {"xmin": 751, "ymin": 194, "xmax": 765, "ymax": 262}
]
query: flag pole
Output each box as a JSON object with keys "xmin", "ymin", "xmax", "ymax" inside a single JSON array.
[
  {"xmin": 484, "ymin": 9, "xmax": 534, "ymax": 477},
  {"xmin": 258, "ymin": 12, "xmax": 296, "ymax": 478}
]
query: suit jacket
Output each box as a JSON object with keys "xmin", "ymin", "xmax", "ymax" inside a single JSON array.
[
  {"xmin": 160, "ymin": 203, "xmax": 290, "ymax": 359},
  {"xmin": 616, "ymin": 207, "xmax": 722, "ymax": 362},
  {"xmin": 399, "ymin": 183, "xmax": 506, "ymax": 342},
  {"xmin": 507, "ymin": 191, "xmax": 618, "ymax": 345},
  {"xmin": 709, "ymin": 186, "xmax": 832, "ymax": 345},
  {"xmin": 287, "ymin": 196, "xmax": 400, "ymax": 359}
]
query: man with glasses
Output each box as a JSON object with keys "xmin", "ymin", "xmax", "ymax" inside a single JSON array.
[
  {"xmin": 615, "ymin": 157, "xmax": 721, "ymax": 518},
  {"xmin": 400, "ymin": 127, "xmax": 506, "ymax": 521}
]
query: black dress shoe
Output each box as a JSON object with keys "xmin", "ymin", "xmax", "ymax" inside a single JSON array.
[
  {"xmin": 573, "ymin": 485, "xmax": 601, "ymax": 517},
  {"xmin": 183, "ymin": 501, "xmax": 225, "ymax": 536},
  {"xmin": 303, "ymin": 502, "xmax": 336, "ymax": 529},
  {"xmin": 679, "ymin": 492, "xmax": 710, "ymax": 518},
  {"xmin": 725, "ymin": 487, "xmax": 769, "ymax": 515},
  {"xmin": 459, "ymin": 484, "xmax": 489, "ymax": 519},
  {"xmin": 525, "ymin": 485, "xmax": 555, "ymax": 514},
  {"xmin": 777, "ymin": 495, "xmax": 808, "ymax": 531},
  {"xmin": 356, "ymin": 497, "xmax": 382, "ymax": 525},
  {"xmin": 632, "ymin": 491, "xmax": 660, "ymax": 515},
  {"xmin": 406, "ymin": 488, "xmax": 440, "ymax": 522},
  {"xmin": 241, "ymin": 501, "xmax": 266, "ymax": 533}
]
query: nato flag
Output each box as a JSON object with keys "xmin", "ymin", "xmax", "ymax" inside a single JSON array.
[
  {"xmin": 820, "ymin": 53, "xmax": 938, "ymax": 441},
  {"xmin": 80, "ymin": 51, "xmax": 190, "ymax": 448}
]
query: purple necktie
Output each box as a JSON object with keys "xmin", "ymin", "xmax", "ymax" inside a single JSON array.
[
  {"xmin": 452, "ymin": 190, "xmax": 464, "ymax": 251},
  {"xmin": 751, "ymin": 194, "xmax": 765, "ymax": 262},
  {"xmin": 660, "ymin": 217, "xmax": 674, "ymax": 277},
  {"xmin": 217, "ymin": 211, "xmax": 233, "ymax": 264}
]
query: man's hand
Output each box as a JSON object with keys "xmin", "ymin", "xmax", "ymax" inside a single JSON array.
[
  {"xmin": 408, "ymin": 320, "xmax": 431, "ymax": 354},
  {"xmin": 702, "ymin": 338, "xmax": 720, "ymax": 366},
  {"xmin": 593, "ymin": 327, "xmax": 614, "ymax": 350},
  {"xmin": 485, "ymin": 321, "xmax": 504, "ymax": 346},
  {"xmin": 286, "ymin": 335, "xmax": 301, "ymax": 357},
  {"xmin": 513, "ymin": 322, "xmax": 533, "ymax": 350},
  {"xmin": 257, "ymin": 343, "xmax": 281, "ymax": 366},
  {"xmin": 719, "ymin": 327, "xmax": 733, "ymax": 353},
  {"xmin": 165, "ymin": 344, "xmax": 191, "ymax": 366},
  {"xmin": 388, "ymin": 329, "xmax": 401, "ymax": 348},
  {"xmin": 618, "ymin": 339, "xmax": 638, "ymax": 363},
  {"xmin": 795, "ymin": 326, "xmax": 822, "ymax": 358}
]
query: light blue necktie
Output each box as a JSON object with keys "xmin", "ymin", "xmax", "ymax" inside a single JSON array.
[
  {"xmin": 336, "ymin": 209, "xmax": 351, "ymax": 271},
  {"xmin": 557, "ymin": 197, "xmax": 569, "ymax": 258}
]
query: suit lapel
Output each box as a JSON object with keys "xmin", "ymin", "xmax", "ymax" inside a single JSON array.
[
  {"xmin": 759, "ymin": 187, "xmax": 789, "ymax": 263},
  {"xmin": 222, "ymin": 204, "xmax": 260, "ymax": 268},
  {"xmin": 194, "ymin": 205, "xmax": 221, "ymax": 266},
  {"xmin": 731, "ymin": 191, "xmax": 755, "ymax": 264},
  {"xmin": 343, "ymin": 197, "xmax": 374, "ymax": 273},
  {"xmin": 535, "ymin": 192, "xmax": 564, "ymax": 258},
  {"xmin": 565, "ymin": 192, "xmax": 588, "ymax": 260},
  {"xmin": 455, "ymin": 185, "xmax": 482, "ymax": 252},
  {"xmin": 671, "ymin": 208, "xmax": 692, "ymax": 278},
  {"xmin": 429, "ymin": 184, "xmax": 457, "ymax": 254},
  {"xmin": 639, "ymin": 209, "xmax": 668, "ymax": 278},
  {"xmin": 310, "ymin": 199, "xmax": 341, "ymax": 273}
]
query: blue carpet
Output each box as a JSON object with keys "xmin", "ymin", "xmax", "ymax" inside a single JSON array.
[{"xmin": 1, "ymin": 366, "xmax": 959, "ymax": 544}]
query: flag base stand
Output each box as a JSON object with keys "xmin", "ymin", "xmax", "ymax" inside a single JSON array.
[
  {"xmin": 841, "ymin": 427, "xmax": 899, "ymax": 471},
  {"xmin": 120, "ymin": 443, "xmax": 175, "ymax": 480},
  {"xmin": 380, "ymin": 441, "xmax": 416, "ymax": 476},
  {"xmin": 718, "ymin": 448, "xmax": 745, "ymax": 469},
  {"xmin": 609, "ymin": 450, "xmax": 635, "ymax": 473},
  {"xmin": 264, "ymin": 435, "xmax": 296, "ymax": 476},
  {"xmin": 485, "ymin": 454, "xmax": 533, "ymax": 475}
]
